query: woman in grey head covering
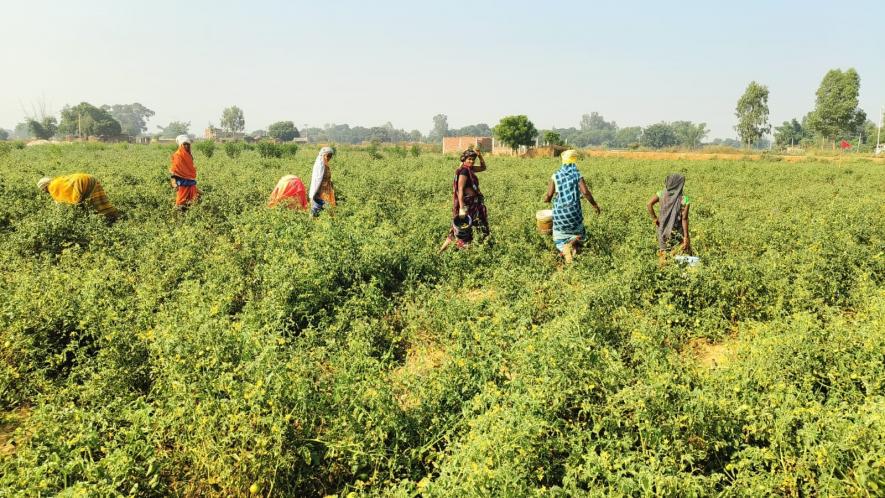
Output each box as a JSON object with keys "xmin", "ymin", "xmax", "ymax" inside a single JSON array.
[{"xmin": 647, "ymin": 173, "xmax": 692, "ymax": 261}]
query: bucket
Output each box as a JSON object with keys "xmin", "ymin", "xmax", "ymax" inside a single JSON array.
[
  {"xmin": 536, "ymin": 209, "xmax": 553, "ymax": 234},
  {"xmin": 674, "ymin": 255, "xmax": 700, "ymax": 267}
]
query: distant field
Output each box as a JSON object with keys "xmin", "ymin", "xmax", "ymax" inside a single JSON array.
[{"xmin": 1, "ymin": 143, "xmax": 883, "ymax": 496}]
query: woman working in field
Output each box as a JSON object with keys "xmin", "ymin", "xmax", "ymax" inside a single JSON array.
[
  {"xmin": 37, "ymin": 173, "xmax": 120, "ymax": 222},
  {"xmin": 647, "ymin": 173, "xmax": 692, "ymax": 263},
  {"xmin": 452, "ymin": 148, "xmax": 490, "ymax": 237},
  {"xmin": 268, "ymin": 175, "xmax": 308, "ymax": 209},
  {"xmin": 543, "ymin": 149, "xmax": 600, "ymax": 263},
  {"xmin": 308, "ymin": 146, "xmax": 336, "ymax": 217},
  {"xmin": 169, "ymin": 135, "xmax": 200, "ymax": 209}
]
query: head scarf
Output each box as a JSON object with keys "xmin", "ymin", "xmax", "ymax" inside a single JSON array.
[
  {"xmin": 309, "ymin": 147, "xmax": 334, "ymax": 200},
  {"xmin": 561, "ymin": 149, "xmax": 578, "ymax": 164},
  {"xmin": 460, "ymin": 149, "xmax": 478, "ymax": 164},
  {"xmin": 657, "ymin": 173, "xmax": 686, "ymax": 251},
  {"xmin": 176, "ymin": 135, "xmax": 192, "ymax": 146},
  {"xmin": 37, "ymin": 177, "xmax": 53, "ymax": 190}
]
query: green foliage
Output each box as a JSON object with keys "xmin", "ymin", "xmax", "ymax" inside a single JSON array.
[
  {"xmin": 806, "ymin": 68, "xmax": 867, "ymax": 143},
  {"xmin": 735, "ymin": 81, "xmax": 771, "ymax": 147},
  {"xmin": 267, "ymin": 121, "xmax": 299, "ymax": 142},
  {"xmin": 193, "ymin": 139, "xmax": 216, "ymax": 158},
  {"xmin": 156, "ymin": 121, "xmax": 190, "ymax": 138},
  {"xmin": 671, "ymin": 121, "xmax": 709, "ymax": 149},
  {"xmin": 429, "ymin": 114, "xmax": 449, "ymax": 143},
  {"xmin": 224, "ymin": 141, "xmax": 243, "ymax": 159},
  {"xmin": 12, "ymin": 122, "xmax": 31, "ymax": 140},
  {"xmin": 0, "ymin": 144, "xmax": 882, "ymax": 496},
  {"xmin": 101, "ymin": 103, "xmax": 155, "ymax": 137},
  {"xmin": 58, "ymin": 102, "xmax": 122, "ymax": 138},
  {"xmin": 281, "ymin": 143, "xmax": 299, "ymax": 157},
  {"xmin": 256, "ymin": 142, "xmax": 283, "ymax": 159},
  {"xmin": 27, "ymin": 117, "xmax": 58, "ymax": 140},
  {"xmin": 367, "ymin": 140, "xmax": 383, "ymax": 160},
  {"xmin": 221, "ymin": 106, "xmax": 246, "ymax": 134},
  {"xmin": 640, "ymin": 122, "xmax": 678, "ymax": 148},
  {"xmin": 410, "ymin": 144, "xmax": 421, "ymax": 157},
  {"xmin": 493, "ymin": 115, "xmax": 538, "ymax": 149},
  {"xmin": 543, "ymin": 131, "xmax": 565, "ymax": 146},
  {"xmin": 774, "ymin": 119, "xmax": 808, "ymax": 148}
]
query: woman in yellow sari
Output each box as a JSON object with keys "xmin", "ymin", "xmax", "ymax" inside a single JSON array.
[{"xmin": 37, "ymin": 174, "xmax": 119, "ymax": 221}]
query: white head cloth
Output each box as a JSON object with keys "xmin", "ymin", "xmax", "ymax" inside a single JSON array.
[
  {"xmin": 308, "ymin": 147, "xmax": 335, "ymax": 200},
  {"xmin": 176, "ymin": 134, "xmax": 192, "ymax": 145}
]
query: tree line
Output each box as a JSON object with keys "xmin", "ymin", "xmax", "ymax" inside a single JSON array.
[{"xmin": 2, "ymin": 67, "xmax": 879, "ymax": 151}]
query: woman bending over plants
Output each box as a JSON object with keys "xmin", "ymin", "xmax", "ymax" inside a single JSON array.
[{"xmin": 647, "ymin": 173, "xmax": 692, "ymax": 264}]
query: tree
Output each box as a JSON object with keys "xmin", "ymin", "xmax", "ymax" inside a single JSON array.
[
  {"xmin": 580, "ymin": 112, "xmax": 617, "ymax": 132},
  {"xmin": 640, "ymin": 123, "xmax": 677, "ymax": 149},
  {"xmin": 578, "ymin": 112, "xmax": 617, "ymax": 146},
  {"xmin": 543, "ymin": 131, "xmax": 565, "ymax": 146},
  {"xmin": 101, "ymin": 103, "xmax": 155, "ymax": 137},
  {"xmin": 614, "ymin": 127, "xmax": 642, "ymax": 148},
  {"xmin": 27, "ymin": 117, "xmax": 58, "ymax": 140},
  {"xmin": 58, "ymin": 102, "xmax": 122, "ymax": 138},
  {"xmin": 220, "ymin": 106, "xmax": 245, "ymax": 134},
  {"xmin": 267, "ymin": 121, "xmax": 299, "ymax": 141},
  {"xmin": 157, "ymin": 121, "xmax": 191, "ymax": 138},
  {"xmin": 735, "ymin": 81, "xmax": 771, "ymax": 148},
  {"xmin": 773, "ymin": 119, "xmax": 807, "ymax": 148},
  {"xmin": 12, "ymin": 122, "xmax": 31, "ymax": 139},
  {"xmin": 429, "ymin": 114, "xmax": 449, "ymax": 142},
  {"xmin": 451, "ymin": 123, "xmax": 492, "ymax": 137},
  {"xmin": 671, "ymin": 121, "xmax": 709, "ymax": 149},
  {"xmin": 493, "ymin": 115, "xmax": 538, "ymax": 150},
  {"xmin": 0, "ymin": 129, "xmax": 8, "ymax": 141},
  {"xmin": 806, "ymin": 68, "xmax": 867, "ymax": 146}
]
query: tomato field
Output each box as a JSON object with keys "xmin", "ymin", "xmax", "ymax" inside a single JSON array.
[{"xmin": 0, "ymin": 143, "xmax": 883, "ymax": 496}]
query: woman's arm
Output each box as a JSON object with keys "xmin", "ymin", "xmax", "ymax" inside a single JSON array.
[
  {"xmin": 543, "ymin": 179, "xmax": 556, "ymax": 203},
  {"xmin": 457, "ymin": 174, "xmax": 468, "ymax": 215},
  {"xmin": 578, "ymin": 178, "xmax": 601, "ymax": 214},
  {"xmin": 680, "ymin": 204, "xmax": 691, "ymax": 254},
  {"xmin": 473, "ymin": 150, "xmax": 487, "ymax": 172},
  {"xmin": 647, "ymin": 195, "xmax": 660, "ymax": 226}
]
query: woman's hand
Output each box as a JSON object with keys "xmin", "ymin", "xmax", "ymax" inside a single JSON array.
[
  {"xmin": 681, "ymin": 240, "xmax": 692, "ymax": 255},
  {"xmin": 592, "ymin": 203, "xmax": 601, "ymax": 215},
  {"xmin": 653, "ymin": 218, "xmax": 659, "ymax": 227}
]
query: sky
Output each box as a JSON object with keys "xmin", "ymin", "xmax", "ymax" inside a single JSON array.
[{"xmin": 2, "ymin": 0, "xmax": 883, "ymax": 139}]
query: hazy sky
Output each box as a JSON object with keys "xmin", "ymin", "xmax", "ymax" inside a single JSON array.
[{"xmin": 2, "ymin": 0, "xmax": 883, "ymax": 139}]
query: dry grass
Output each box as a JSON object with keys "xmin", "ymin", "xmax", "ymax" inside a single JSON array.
[
  {"xmin": 684, "ymin": 338, "xmax": 735, "ymax": 370},
  {"xmin": 389, "ymin": 334, "xmax": 450, "ymax": 411},
  {"xmin": 0, "ymin": 406, "xmax": 31, "ymax": 457}
]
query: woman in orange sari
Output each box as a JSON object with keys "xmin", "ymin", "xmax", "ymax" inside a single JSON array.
[
  {"xmin": 169, "ymin": 135, "xmax": 199, "ymax": 209},
  {"xmin": 268, "ymin": 175, "xmax": 308, "ymax": 209}
]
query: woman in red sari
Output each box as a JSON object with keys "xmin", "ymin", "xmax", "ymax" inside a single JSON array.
[{"xmin": 452, "ymin": 148, "xmax": 489, "ymax": 236}]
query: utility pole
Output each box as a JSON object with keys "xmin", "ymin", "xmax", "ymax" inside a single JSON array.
[{"xmin": 78, "ymin": 112, "xmax": 82, "ymax": 140}]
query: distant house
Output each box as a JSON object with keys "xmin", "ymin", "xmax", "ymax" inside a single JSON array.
[
  {"xmin": 442, "ymin": 136, "xmax": 492, "ymax": 154},
  {"xmin": 204, "ymin": 126, "xmax": 245, "ymax": 142}
]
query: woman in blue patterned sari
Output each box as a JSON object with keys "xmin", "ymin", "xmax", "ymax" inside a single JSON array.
[{"xmin": 543, "ymin": 150, "xmax": 601, "ymax": 263}]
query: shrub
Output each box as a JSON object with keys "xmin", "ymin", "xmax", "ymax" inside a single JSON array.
[
  {"xmin": 256, "ymin": 142, "xmax": 283, "ymax": 159},
  {"xmin": 224, "ymin": 141, "xmax": 242, "ymax": 159},
  {"xmin": 194, "ymin": 140, "xmax": 216, "ymax": 158}
]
